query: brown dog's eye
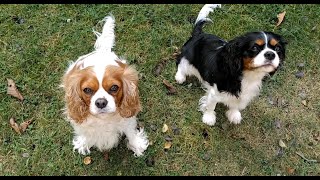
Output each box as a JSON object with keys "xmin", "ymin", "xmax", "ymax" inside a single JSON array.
[
  {"xmin": 109, "ymin": 85, "xmax": 119, "ymax": 93},
  {"xmin": 83, "ymin": 88, "xmax": 93, "ymax": 95}
]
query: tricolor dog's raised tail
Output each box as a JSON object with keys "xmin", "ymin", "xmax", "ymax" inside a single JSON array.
[{"xmin": 193, "ymin": 4, "xmax": 221, "ymax": 37}]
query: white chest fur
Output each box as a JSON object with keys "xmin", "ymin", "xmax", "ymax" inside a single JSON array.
[
  {"xmin": 206, "ymin": 70, "xmax": 267, "ymax": 110},
  {"xmin": 70, "ymin": 114, "xmax": 133, "ymax": 152}
]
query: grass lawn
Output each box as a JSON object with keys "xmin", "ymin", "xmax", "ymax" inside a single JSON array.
[{"xmin": 0, "ymin": 4, "xmax": 319, "ymax": 176}]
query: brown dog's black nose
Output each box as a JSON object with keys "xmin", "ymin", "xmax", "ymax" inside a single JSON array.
[{"xmin": 95, "ymin": 98, "xmax": 108, "ymax": 109}]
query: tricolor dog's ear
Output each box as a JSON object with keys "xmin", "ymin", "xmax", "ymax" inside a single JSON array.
[{"xmin": 220, "ymin": 37, "xmax": 244, "ymax": 78}]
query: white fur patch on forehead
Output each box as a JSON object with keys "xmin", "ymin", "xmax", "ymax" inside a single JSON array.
[
  {"xmin": 75, "ymin": 51, "xmax": 120, "ymax": 85},
  {"xmin": 262, "ymin": 31, "xmax": 268, "ymax": 48},
  {"xmin": 81, "ymin": 51, "xmax": 119, "ymax": 69},
  {"xmin": 67, "ymin": 51, "xmax": 120, "ymax": 75}
]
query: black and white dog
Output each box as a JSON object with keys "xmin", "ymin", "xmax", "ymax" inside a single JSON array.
[{"xmin": 175, "ymin": 4, "xmax": 287, "ymax": 126}]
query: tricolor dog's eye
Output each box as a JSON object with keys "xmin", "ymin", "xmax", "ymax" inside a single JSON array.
[
  {"xmin": 83, "ymin": 88, "xmax": 94, "ymax": 95},
  {"xmin": 109, "ymin": 85, "xmax": 119, "ymax": 93},
  {"xmin": 274, "ymin": 46, "xmax": 281, "ymax": 52},
  {"xmin": 251, "ymin": 45, "xmax": 259, "ymax": 52}
]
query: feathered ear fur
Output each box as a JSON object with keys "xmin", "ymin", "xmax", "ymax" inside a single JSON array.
[
  {"xmin": 217, "ymin": 37, "xmax": 245, "ymax": 97},
  {"xmin": 117, "ymin": 62, "xmax": 141, "ymax": 118},
  {"xmin": 220, "ymin": 38, "xmax": 243, "ymax": 77},
  {"xmin": 62, "ymin": 64, "xmax": 90, "ymax": 123}
]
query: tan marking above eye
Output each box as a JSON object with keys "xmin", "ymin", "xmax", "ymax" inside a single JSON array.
[
  {"xmin": 78, "ymin": 70, "xmax": 99, "ymax": 106},
  {"xmin": 269, "ymin": 38, "xmax": 278, "ymax": 46},
  {"xmin": 103, "ymin": 65, "xmax": 124, "ymax": 93},
  {"xmin": 103, "ymin": 80, "xmax": 121, "ymax": 93},
  {"xmin": 102, "ymin": 65, "xmax": 124, "ymax": 106},
  {"xmin": 255, "ymin": 39, "xmax": 265, "ymax": 46},
  {"xmin": 81, "ymin": 78, "xmax": 99, "ymax": 95}
]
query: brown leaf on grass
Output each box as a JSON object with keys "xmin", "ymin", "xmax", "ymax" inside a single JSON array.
[
  {"xmin": 153, "ymin": 47, "xmax": 181, "ymax": 76},
  {"xmin": 9, "ymin": 117, "xmax": 21, "ymax": 134},
  {"xmin": 301, "ymin": 100, "xmax": 307, "ymax": 106},
  {"xmin": 287, "ymin": 167, "xmax": 295, "ymax": 175},
  {"xmin": 276, "ymin": 11, "xmax": 286, "ymax": 27},
  {"xmin": 164, "ymin": 141, "xmax": 172, "ymax": 149},
  {"xmin": 7, "ymin": 79, "xmax": 24, "ymax": 101},
  {"xmin": 163, "ymin": 79, "xmax": 177, "ymax": 95},
  {"xmin": 9, "ymin": 118, "xmax": 33, "ymax": 134},
  {"xmin": 20, "ymin": 118, "xmax": 33, "ymax": 132},
  {"xmin": 153, "ymin": 59, "xmax": 168, "ymax": 76},
  {"xmin": 83, "ymin": 156, "xmax": 92, "ymax": 165}
]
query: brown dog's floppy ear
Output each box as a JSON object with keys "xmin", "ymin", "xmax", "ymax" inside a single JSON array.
[
  {"xmin": 118, "ymin": 63, "xmax": 141, "ymax": 118},
  {"xmin": 62, "ymin": 64, "xmax": 90, "ymax": 123}
]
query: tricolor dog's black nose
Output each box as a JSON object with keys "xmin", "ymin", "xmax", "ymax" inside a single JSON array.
[
  {"xmin": 264, "ymin": 51, "xmax": 275, "ymax": 61},
  {"xmin": 95, "ymin": 98, "xmax": 108, "ymax": 109}
]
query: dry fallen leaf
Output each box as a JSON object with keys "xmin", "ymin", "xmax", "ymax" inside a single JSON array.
[
  {"xmin": 20, "ymin": 119, "xmax": 33, "ymax": 132},
  {"xmin": 162, "ymin": 124, "xmax": 168, "ymax": 133},
  {"xmin": 153, "ymin": 47, "xmax": 180, "ymax": 76},
  {"xmin": 313, "ymin": 132, "xmax": 320, "ymax": 141},
  {"xmin": 287, "ymin": 167, "xmax": 295, "ymax": 174},
  {"xmin": 7, "ymin": 79, "xmax": 24, "ymax": 101},
  {"xmin": 279, "ymin": 139, "xmax": 287, "ymax": 148},
  {"xmin": 153, "ymin": 59, "xmax": 168, "ymax": 76},
  {"xmin": 276, "ymin": 11, "xmax": 286, "ymax": 27},
  {"xmin": 301, "ymin": 100, "xmax": 307, "ymax": 106},
  {"xmin": 83, "ymin": 156, "xmax": 92, "ymax": 165},
  {"xmin": 9, "ymin": 117, "xmax": 21, "ymax": 134},
  {"xmin": 164, "ymin": 141, "xmax": 172, "ymax": 149},
  {"xmin": 163, "ymin": 79, "xmax": 177, "ymax": 95}
]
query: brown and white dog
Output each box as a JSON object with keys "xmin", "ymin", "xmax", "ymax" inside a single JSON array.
[{"xmin": 61, "ymin": 15, "xmax": 149, "ymax": 156}]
